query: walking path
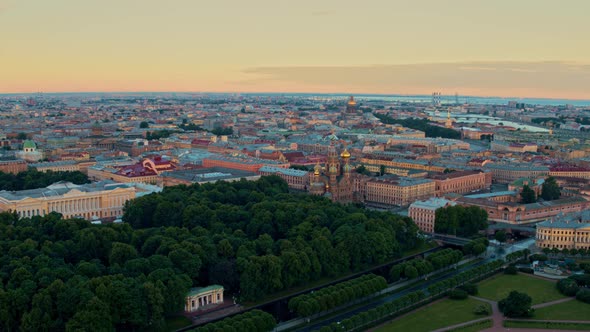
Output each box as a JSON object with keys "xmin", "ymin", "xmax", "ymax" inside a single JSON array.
[
  {"xmin": 531, "ymin": 296, "xmax": 574, "ymax": 309},
  {"xmin": 433, "ymin": 296, "xmax": 582, "ymax": 332}
]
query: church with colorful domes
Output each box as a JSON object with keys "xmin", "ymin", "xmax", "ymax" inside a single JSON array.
[{"xmin": 308, "ymin": 132, "xmax": 369, "ymax": 203}]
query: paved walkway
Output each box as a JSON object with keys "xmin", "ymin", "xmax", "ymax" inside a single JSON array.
[
  {"xmin": 531, "ymin": 296, "xmax": 575, "ymax": 309},
  {"xmin": 433, "ymin": 296, "xmax": 582, "ymax": 332}
]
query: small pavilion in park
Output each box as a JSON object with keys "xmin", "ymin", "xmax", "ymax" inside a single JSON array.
[{"xmin": 184, "ymin": 285, "xmax": 224, "ymax": 313}]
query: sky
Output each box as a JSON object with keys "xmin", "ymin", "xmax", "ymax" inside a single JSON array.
[{"xmin": 1, "ymin": 0, "xmax": 589, "ymax": 99}]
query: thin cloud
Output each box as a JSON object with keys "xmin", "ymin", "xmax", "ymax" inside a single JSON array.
[{"xmin": 238, "ymin": 61, "xmax": 590, "ymax": 99}]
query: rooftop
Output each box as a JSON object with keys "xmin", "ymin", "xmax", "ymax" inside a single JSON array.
[{"xmin": 0, "ymin": 180, "xmax": 132, "ymax": 201}]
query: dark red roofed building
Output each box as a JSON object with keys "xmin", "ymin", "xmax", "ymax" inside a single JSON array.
[{"xmin": 549, "ymin": 164, "xmax": 590, "ymax": 179}]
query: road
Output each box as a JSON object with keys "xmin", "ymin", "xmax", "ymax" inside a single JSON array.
[{"xmin": 289, "ymin": 238, "xmax": 535, "ymax": 332}]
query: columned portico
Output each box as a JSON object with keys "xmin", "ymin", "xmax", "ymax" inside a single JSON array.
[{"xmin": 185, "ymin": 285, "xmax": 224, "ymax": 313}]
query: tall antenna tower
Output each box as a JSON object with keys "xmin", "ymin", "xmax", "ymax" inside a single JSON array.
[
  {"xmin": 432, "ymin": 92, "xmax": 441, "ymax": 106},
  {"xmin": 455, "ymin": 92, "xmax": 459, "ymax": 105}
]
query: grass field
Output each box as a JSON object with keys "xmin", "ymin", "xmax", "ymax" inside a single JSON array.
[
  {"xmin": 504, "ymin": 320, "xmax": 590, "ymax": 330},
  {"xmin": 533, "ymin": 299, "xmax": 590, "ymax": 321},
  {"xmin": 374, "ymin": 298, "xmax": 491, "ymax": 332},
  {"xmin": 448, "ymin": 319, "xmax": 492, "ymax": 332},
  {"xmin": 477, "ymin": 273, "xmax": 565, "ymax": 305}
]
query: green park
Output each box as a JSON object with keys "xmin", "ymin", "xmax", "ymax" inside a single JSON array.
[{"xmin": 374, "ymin": 297, "xmax": 491, "ymax": 332}]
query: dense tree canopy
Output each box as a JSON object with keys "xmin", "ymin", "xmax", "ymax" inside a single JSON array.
[
  {"xmin": 434, "ymin": 205, "xmax": 488, "ymax": 237},
  {"xmin": 123, "ymin": 176, "xmax": 421, "ymax": 302},
  {"xmin": 0, "ymin": 169, "xmax": 89, "ymax": 191},
  {"xmin": 0, "ymin": 211, "xmax": 191, "ymax": 331},
  {"xmin": 374, "ymin": 113, "xmax": 461, "ymax": 139},
  {"xmin": 0, "ymin": 176, "xmax": 422, "ymax": 330}
]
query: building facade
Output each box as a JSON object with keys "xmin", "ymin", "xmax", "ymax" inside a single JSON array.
[
  {"xmin": 30, "ymin": 160, "xmax": 80, "ymax": 172},
  {"xmin": 0, "ymin": 160, "xmax": 27, "ymax": 174},
  {"xmin": 485, "ymin": 164, "xmax": 549, "ymax": 183},
  {"xmin": 0, "ymin": 180, "xmax": 136, "ymax": 220},
  {"xmin": 365, "ymin": 177, "xmax": 435, "ymax": 207},
  {"xmin": 456, "ymin": 196, "xmax": 588, "ymax": 224},
  {"xmin": 258, "ymin": 166, "xmax": 309, "ymax": 190},
  {"xmin": 409, "ymin": 197, "xmax": 456, "ymax": 233},
  {"xmin": 430, "ymin": 170, "xmax": 491, "ymax": 196},
  {"xmin": 185, "ymin": 285, "xmax": 224, "ymax": 313},
  {"xmin": 536, "ymin": 212, "xmax": 590, "ymax": 250}
]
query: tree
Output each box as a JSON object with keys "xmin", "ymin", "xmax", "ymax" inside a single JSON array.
[
  {"xmin": 541, "ymin": 176, "xmax": 560, "ymax": 201},
  {"xmin": 498, "ymin": 291, "xmax": 533, "ymax": 318},
  {"xmin": 473, "ymin": 304, "xmax": 490, "ymax": 315},
  {"xmin": 504, "ymin": 266, "xmax": 517, "ymax": 275},
  {"xmin": 65, "ymin": 297, "xmax": 113, "ymax": 332},
  {"xmin": 356, "ymin": 165, "xmax": 371, "ymax": 176},
  {"xmin": 449, "ymin": 289, "xmax": 468, "ymax": 299},
  {"xmin": 520, "ymin": 185, "xmax": 536, "ymax": 204},
  {"xmin": 139, "ymin": 121, "xmax": 149, "ymax": 128},
  {"xmin": 576, "ymin": 289, "xmax": 590, "ymax": 303},
  {"xmin": 494, "ymin": 231, "xmax": 507, "ymax": 243},
  {"xmin": 557, "ymin": 278, "xmax": 580, "ymax": 296},
  {"xmin": 404, "ymin": 265, "xmax": 418, "ymax": 279}
]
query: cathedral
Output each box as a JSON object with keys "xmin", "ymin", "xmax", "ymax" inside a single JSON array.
[
  {"xmin": 308, "ymin": 133, "xmax": 368, "ymax": 203},
  {"xmin": 338, "ymin": 96, "xmax": 363, "ymax": 127}
]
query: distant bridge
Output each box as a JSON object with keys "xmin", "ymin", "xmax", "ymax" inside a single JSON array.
[{"xmin": 431, "ymin": 234, "xmax": 472, "ymax": 246}]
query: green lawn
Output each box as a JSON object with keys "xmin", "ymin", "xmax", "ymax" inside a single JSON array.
[
  {"xmin": 533, "ymin": 299, "xmax": 590, "ymax": 321},
  {"xmin": 477, "ymin": 273, "xmax": 565, "ymax": 305},
  {"xmin": 448, "ymin": 319, "xmax": 492, "ymax": 332},
  {"xmin": 374, "ymin": 298, "xmax": 491, "ymax": 332},
  {"xmin": 504, "ymin": 320, "xmax": 590, "ymax": 330}
]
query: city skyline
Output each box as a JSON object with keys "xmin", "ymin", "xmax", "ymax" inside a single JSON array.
[{"xmin": 1, "ymin": 0, "xmax": 590, "ymax": 99}]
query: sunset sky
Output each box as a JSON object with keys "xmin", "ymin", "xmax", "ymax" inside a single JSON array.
[{"xmin": 1, "ymin": 0, "xmax": 589, "ymax": 99}]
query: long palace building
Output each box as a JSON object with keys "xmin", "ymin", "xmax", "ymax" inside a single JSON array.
[
  {"xmin": 536, "ymin": 211, "xmax": 590, "ymax": 250},
  {"xmin": 0, "ymin": 180, "xmax": 136, "ymax": 220}
]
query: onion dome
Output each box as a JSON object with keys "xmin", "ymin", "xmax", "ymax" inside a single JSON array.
[
  {"xmin": 340, "ymin": 148, "xmax": 351, "ymax": 159},
  {"xmin": 314, "ymin": 163, "xmax": 321, "ymax": 175}
]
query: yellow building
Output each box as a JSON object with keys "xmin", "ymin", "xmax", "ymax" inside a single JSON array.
[
  {"xmin": 536, "ymin": 214, "xmax": 590, "ymax": 250},
  {"xmin": 0, "ymin": 180, "xmax": 136, "ymax": 220},
  {"xmin": 365, "ymin": 177, "xmax": 435, "ymax": 207}
]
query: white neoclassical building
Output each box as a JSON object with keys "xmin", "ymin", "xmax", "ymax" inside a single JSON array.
[
  {"xmin": 0, "ymin": 180, "xmax": 136, "ymax": 220},
  {"xmin": 185, "ymin": 285, "xmax": 224, "ymax": 313}
]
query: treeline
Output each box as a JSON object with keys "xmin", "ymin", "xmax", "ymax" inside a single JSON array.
[
  {"xmin": 0, "ymin": 212, "xmax": 192, "ymax": 331},
  {"xmin": 0, "ymin": 168, "xmax": 89, "ymax": 191},
  {"xmin": 316, "ymin": 290, "xmax": 428, "ymax": 332},
  {"xmin": 373, "ymin": 113, "xmax": 461, "ymax": 139},
  {"xmin": 315, "ymin": 260, "xmax": 505, "ymax": 332},
  {"xmin": 188, "ymin": 309, "xmax": 275, "ymax": 332},
  {"xmin": 146, "ymin": 129, "xmax": 178, "ymax": 140},
  {"xmin": 389, "ymin": 248, "xmax": 463, "ymax": 282},
  {"xmin": 426, "ymin": 260, "xmax": 504, "ymax": 296},
  {"xmin": 463, "ymin": 238, "xmax": 489, "ymax": 256},
  {"xmin": 556, "ymin": 274, "xmax": 590, "ymax": 303},
  {"xmin": 123, "ymin": 176, "xmax": 421, "ymax": 302},
  {"xmin": 434, "ymin": 205, "xmax": 488, "ymax": 237},
  {"xmin": 288, "ymin": 274, "xmax": 387, "ymax": 317}
]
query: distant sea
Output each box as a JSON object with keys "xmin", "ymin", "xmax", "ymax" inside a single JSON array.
[
  {"xmin": 2, "ymin": 92, "xmax": 590, "ymax": 107},
  {"xmin": 245, "ymin": 93, "xmax": 590, "ymax": 107}
]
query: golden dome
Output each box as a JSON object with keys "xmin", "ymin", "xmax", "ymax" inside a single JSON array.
[
  {"xmin": 340, "ymin": 149, "xmax": 351, "ymax": 158},
  {"xmin": 347, "ymin": 96, "xmax": 356, "ymax": 106},
  {"xmin": 314, "ymin": 163, "xmax": 321, "ymax": 175}
]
